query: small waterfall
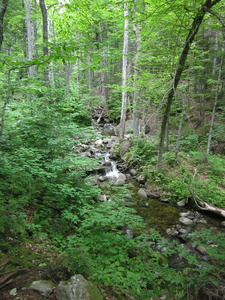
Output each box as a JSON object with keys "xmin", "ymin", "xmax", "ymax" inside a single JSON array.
[{"xmin": 105, "ymin": 153, "xmax": 120, "ymax": 180}]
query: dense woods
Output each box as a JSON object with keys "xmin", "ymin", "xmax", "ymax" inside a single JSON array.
[{"xmin": 0, "ymin": 0, "xmax": 225, "ymax": 299}]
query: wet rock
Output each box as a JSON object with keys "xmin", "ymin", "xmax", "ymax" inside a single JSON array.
[
  {"xmin": 56, "ymin": 274, "xmax": 103, "ymax": 300},
  {"xmin": 137, "ymin": 188, "xmax": 148, "ymax": 199},
  {"xmin": 114, "ymin": 173, "xmax": 126, "ymax": 186},
  {"xmin": 28, "ymin": 280, "xmax": 56, "ymax": 297},
  {"xmin": 179, "ymin": 217, "xmax": 194, "ymax": 226},
  {"xmin": 98, "ymin": 175, "xmax": 108, "ymax": 182}
]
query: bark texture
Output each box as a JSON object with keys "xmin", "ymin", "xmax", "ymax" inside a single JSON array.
[{"xmin": 0, "ymin": 0, "xmax": 9, "ymax": 50}]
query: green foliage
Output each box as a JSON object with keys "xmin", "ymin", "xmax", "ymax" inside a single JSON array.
[
  {"xmin": 126, "ymin": 138, "xmax": 158, "ymax": 166},
  {"xmin": 179, "ymin": 134, "xmax": 200, "ymax": 152},
  {"xmin": 107, "ymin": 89, "xmax": 122, "ymax": 121},
  {"xmin": 165, "ymin": 174, "xmax": 191, "ymax": 202},
  {"xmin": 63, "ymin": 204, "xmax": 225, "ymax": 299},
  {"xmin": 190, "ymin": 179, "xmax": 225, "ymax": 208},
  {"xmin": 0, "ymin": 93, "xmax": 101, "ymax": 247},
  {"xmin": 56, "ymin": 93, "xmax": 92, "ymax": 126}
]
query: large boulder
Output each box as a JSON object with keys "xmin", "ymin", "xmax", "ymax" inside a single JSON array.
[{"xmin": 56, "ymin": 275, "xmax": 103, "ymax": 300}]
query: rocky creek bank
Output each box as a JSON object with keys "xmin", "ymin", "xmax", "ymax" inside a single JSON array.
[{"xmin": 78, "ymin": 126, "xmax": 225, "ymax": 254}]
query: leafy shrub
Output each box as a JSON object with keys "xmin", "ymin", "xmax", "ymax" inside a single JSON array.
[
  {"xmin": 127, "ymin": 138, "xmax": 157, "ymax": 165},
  {"xmin": 165, "ymin": 175, "xmax": 191, "ymax": 201},
  {"xmin": 179, "ymin": 134, "xmax": 200, "ymax": 152}
]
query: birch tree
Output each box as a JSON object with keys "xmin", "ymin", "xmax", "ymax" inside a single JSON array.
[
  {"xmin": 119, "ymin": 1, "xmax": 129, "ymax": 138},
  {"xmin": 132, "ymin": 0, "xmax": 141, "ymax": 137},
  {"xmin": 24, "ymin": 0, "xmax": 35, "ymax": 77}
]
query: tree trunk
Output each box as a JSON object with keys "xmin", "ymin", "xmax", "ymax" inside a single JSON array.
[
  {"xmin": 24, "ymin": 0, "xmax": 35, "ymax": 77},
  {"xmin": 157, "ymin": 0, "xmax": 221, "ymax": 170},
  {"xmin": 119, "ymin": 1, "xmax": 129, "ymax": 139},
  {"xmin": 206, "ymin": 43, "xmax": 224, "ymax": 158},
  {"xmin": 0, "ymin": 0, "xmax": 9, "ymax": 50},
  {"xmin": 132, "ymin": 0, "xmax": 141, "ymax": 137},
  {"xmin": 39, "ymin": 0, "xmax": 54, "ymax": 88},
  {"xmin": 175, "ymin": 93, "xmax": 187, "ymax": 159}
]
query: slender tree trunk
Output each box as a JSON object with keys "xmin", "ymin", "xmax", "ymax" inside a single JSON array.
[
  {"xmin": 175, "ymin": 93, "xmax": 187, "ymax": 159},
  {"xmin": 0, "ymin": 69, "xmax": 11, "ymax": 138},
  {"xmin": 132, "ymin": 0, "xmax": 141, "ymax": 137},
  {"xmin": 157, "ymin": 0, "xmax": 221, "ymax": 170},
  {"xmin": 0, "ymin": 0, "xmax": 9, "ymax": 50},
  {"xmin": 39, "ymin": 0, "xmax": 54, "ymax": 88},
  {"xmin": 119, "ymin": 1, "xmax": 129, "ymax": 138},
  {"xmin": 65, "ymin": 62, "xmax": 72, "ymax": 97},
  {"xmin": 206, "ymin": 43, "xmax": 224, "ymax": 158},
  {"xmin": 212, "ymin": 31, "xmax": 219, "ymax": 76},
  {"xmin": 24, "ymin": 0, "xmax": 35, "ymax": 77}
]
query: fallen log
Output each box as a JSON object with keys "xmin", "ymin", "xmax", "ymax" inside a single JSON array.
[{"xmin": 189, "ymin": 188, "xmax": 225, "ymax": 218}]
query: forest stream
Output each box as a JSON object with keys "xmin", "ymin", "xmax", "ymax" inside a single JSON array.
[{"xmin": 1, "ymin": 123, "xmax": 225, "ymax": 300}]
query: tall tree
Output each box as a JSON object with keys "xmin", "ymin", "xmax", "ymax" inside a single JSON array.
[
  {"xmin": 157, "ymin": 0, "xmax": 221, "ymax": 169},
  {"xmin": 0, "ymin": 0, "xmax": 9, "ymax": 50},
  {"xmin": 119, "ymin": 1, "xmax": 129, "ymax": 138},
  {"xmin": 132, "ymin": 0, "xmax": 141, "ymax": 137},
  {"xmin": 24, "ymin": 0, "xmax": 35, "ymax": 77},
  {"xmin": 39, "ymin": 0, "xmax": 54, "ymax": 88}
]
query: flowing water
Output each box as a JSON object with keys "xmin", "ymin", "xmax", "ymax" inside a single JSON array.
[{"xmin": 103, "ymin": 151, "xmax": 225, "ymax": 236}]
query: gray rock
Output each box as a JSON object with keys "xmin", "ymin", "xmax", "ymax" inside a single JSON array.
[
  {"xmin": 166, "ymin": 228, "xmax": 179, "ymax": 237},
  {"xmin": 95, "ymin": 194, "xmax": 107, "ymax": 202},
  {"xmin": 114, "ymin": 173, "xmax": 126, "ymax": 186},
  {"xmin": 221, "ymin": 221, "xmax": 225, "ymax": 227},
  {"xmin": 137, "ymin": 188, "xmax": 148, "ymax": 199},
  {"xmin": 137, "ymin": 175, "xmax": 145, "ymax": 184},
  {"xmin": 178, "ymin": 228, "xmax": 188, "ymax": 234},
  {"xmin": 177, "ymin": 199, "xmax": 187, "ymax": 207},
  {"xmin": 196, "ymin": 246, "xmax": 207, "ymax": 255},
  {"xmin": 130, "ymin": 169, "xmax": 138, "ymax": 176},
  {"xmin": 98, "ymin": 176, "xmax": 108, "ymax": 182},
  {"xmin": 56, "ymin": 275, "xmax": 103, "ymax": 300},
  {"xmin": 179, "ymin": 217, "xmax": 194, "ymax": 226},
  {"xmin": 180, "ymin": 211, "xmax": 190, "ymax": 217},
  {"xmin": 197, "ymin": 219, "xmax": 207, "ymax": 225},
  {"xmin": 29, "ymin": 280, "xmax": 55, "ymax": 296}
]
